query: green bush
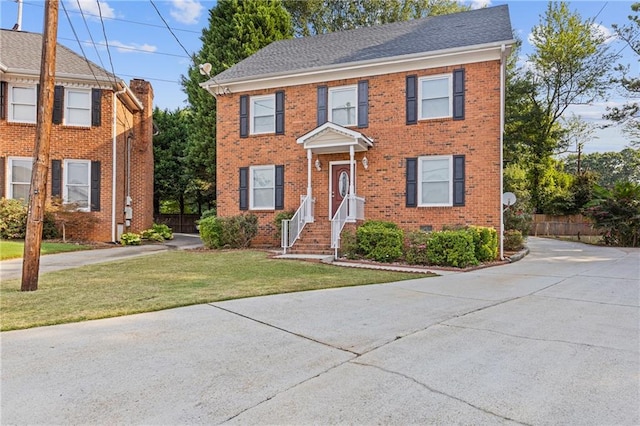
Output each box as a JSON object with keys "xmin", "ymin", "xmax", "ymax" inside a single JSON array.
[
  {"xmin": 467, "ymin": 226, "xmax": 498, "ymax": 262},
  {"xmin": 0, "ymin": 198, "xmax": 59, "ymax": 240},
  {"xmin": 120, "ymin": 232, "xmax": 142, "ymax": 245},
  {"xmin": 140, "ymin": 223, "xmax": 173, "ymax": 242},
  {"xmin": 356, "ymin": 220, "xmax": 404, "ymax": 263},
  {"xmin": 426, "ymin": 230, "xmax": 478, "ymax": 268},
  {"xmin": 503, "ymin": 229, "xmax": 524, "ymax": 251},
  {"xmin": 504, "ymin": 205, "xmax": 532, "ymax": 236},
  {"xmin": 404, "ymin": 231, "xmax": 430, "ymax": 265},
  {"xmin": 339, "ymin": 229, "xmax": 359, "ymax": 259},
  {"xmin": 199, "ymin": 214, "xmax": 258, "ymax": 249},
  {"xmin": 274, "ymin": 210, "xmax": 294, "ymax": 240},
  {"xmin": 583, "ymin": 181, "xmax": 640, "ymax": 247}
]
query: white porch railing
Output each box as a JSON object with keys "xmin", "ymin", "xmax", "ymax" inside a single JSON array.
[
  {"xmin": 331, "ymin": 194, "xmax": 365, "ymax": 258},
  {"xmin": 282, "ymin": 195, "xmax": 314, "ymax": 253}
]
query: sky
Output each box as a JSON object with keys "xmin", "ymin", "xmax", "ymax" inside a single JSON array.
[{"xmin": 0, "ymin": 0, "xmax": 636, "ymax": 154}]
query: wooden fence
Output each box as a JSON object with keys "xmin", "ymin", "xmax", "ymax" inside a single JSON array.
[
  {"xmin": 530, "ymin": 214, "xmax": 598, "ymax": 237},
  {"xmin": 154, "ymin": 214, "xmax": 200, "ymax": 234}
]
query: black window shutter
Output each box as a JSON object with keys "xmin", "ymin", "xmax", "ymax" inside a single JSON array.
[
  {"xmin": 239, "ymin": 95, "xmax": 249, "ymax": 138},
  {"xmin": 275, "ymin": 91, "xmax": 285, "ymax": 135},
  {"xmin": 274, "ymin": 165, "xmax": 284, "ymax": 210},
  {"xmin": 53, "ymin": 85, "xmax": 64, "ymax": 124},
  {"xmin": 317, "ymin": 85, "xmax": 328, "ymax": 126},
  {"xmin": 239, "ymin": 167, "xmax": 248, "ymax": 210},
  {"xmin": 0, "ymin": 81, "xmax": 7, "ymax": 120},
  {"xmin": 406, "ymin": 75, "xmax": 417, "ymax": 125},
  {"xmin": 0, "ymin": 157, "xmax": 5, "ymax": 197},
  {"xmin": 36, "ymin": 84, "xmax": 40, "ymax": 116},
  {"xmin": 357, "ymin": 80, "xmax": 369, "ymax": 128},
  {"xmin": 51, "ymin": 160, "xmax": 62, "ymax": 197},
  {"xmin": 453, "ymin": 155, "xmax": 465, "ymax": 206},
  {"xmin": 91, "ymin": 89, "xmax": 101, "ymax": 126},
  {"xmin": 91, "ymin": 161, "xmax": 101, "ymax": 211},
  {"xmin": 406, "ymin": 158, "xmax": 417, "ymax": 207},
  {"xmin": 453, "ymin": 69, "xmax": 465, "ymax": 120}
]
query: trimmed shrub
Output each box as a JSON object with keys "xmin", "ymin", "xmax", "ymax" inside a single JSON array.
[
  {"xmin": 274, "ymin": 210, "xmax": 294, "ymax": 241},
  {"xmin": 356, "ymin": 220, "xmax": 404, "ymax": 263},
  {"xmin": 339, "ymin": 229, "xmax": 359, "ymax": 259},
  {"xmin": 503, "ymin": 230, "xmax": 524, "ymax": 251},
  {"xmin": 120, "ymin": 232, "xmax": 142, "ymax": 245},
  {"xmin": 405, "ymin": 231, "xmax": 430, "ymax": 265},
  {"xmin": 426, "ymin": 230, "xmax": 478, "ymax": 268},
  {"xmin": 0, "ymin": 198, "xmax": 59, "ymax": 240},
  {"xmin": 467, "ymin": 226, "xmax": 498, "ymax": 262},
  {"xmin": 199, "ymin": 214, "xmax": 258, "ymax": 249}
]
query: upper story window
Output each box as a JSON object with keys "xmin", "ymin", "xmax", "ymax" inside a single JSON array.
[
  {"xmin": 8, "ymin": 157, "xmax": 32, "ymax": 201},
  {"xmin": 9, "ymin": 84, "xmax": 37, "ymax": 124},
  {"xmin": 64, "ymin": 159, "xmax": 91, "ymax": 211},
  {"xmin": 329, "ymin": 85, "xmax": 357, "ymax": 127},
  {"xmin": 418, "ymin": 75, "xmax": 452, "ymax": 120},
  {"xmin": 65, "ymin": 88, "xmax": 91, "ymax": 127},
  {"xmin": 418, "ymin": 155, "xmax": 453, "ymax": 207},
  {"xmin": 250, "ymin": 94, "xmax": 275, "ymax": 135}
]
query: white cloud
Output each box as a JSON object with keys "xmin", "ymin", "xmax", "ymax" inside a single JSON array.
[
  {"xmin": 170, "ymin": 0, "xmax": 204, "ymax": 25},
  {"xmin": 467, "ymin": 0, "xmax": 491, "ymax": 9},
  {"xmin": 108, "ymin": 40, "xmax": 157, "ymax": 54},
  {"xmin": 565, "ymin": 101, "xmax": 626, "ymax": 122},
  {"xmin": 591, "ymin": 23, "xmax": 616, "ymax": 44},
  {"xmin": 66, "ymin": 0, "xmax": 115, "ymax": 19}
]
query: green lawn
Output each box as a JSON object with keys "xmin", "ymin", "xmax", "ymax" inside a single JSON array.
[
  {"xmin": 0, "ymin": 249, "xmax": 430, "ymax": 331},
  {"xmin": 0, "ymin": 240, "xmax": 93, "ymax": 260}
]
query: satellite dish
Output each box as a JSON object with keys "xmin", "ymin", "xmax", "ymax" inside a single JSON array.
[
  {"xmin": 198, "ymin": 63, "xmax": 212, "ymax": 76},
  {"xmin": 502, "ymin": 192, "xmax": 517, "ymax": 207}
]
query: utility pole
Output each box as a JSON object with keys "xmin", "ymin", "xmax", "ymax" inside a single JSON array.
[{"xmin": 21, "ymin": 0, "xmax": 59, "ymax": 291}]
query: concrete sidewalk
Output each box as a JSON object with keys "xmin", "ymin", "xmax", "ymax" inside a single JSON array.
[
  {"xmin": 0, "ymin": 233, "xmax": 203, "ymax": 280},
  {"xmin": 1, "ymin": 237, "xmax": 639, "ymax": 425}
]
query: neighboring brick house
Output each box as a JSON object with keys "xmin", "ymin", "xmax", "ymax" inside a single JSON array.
[
  {"xmin": 0, "ymin": 29, "xmax": 154, "ymax": 242},
  {"xmin": 202, "ymin": 6, "xmax": 514, "ymax": 256}
]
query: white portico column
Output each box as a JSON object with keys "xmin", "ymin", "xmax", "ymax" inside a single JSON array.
[
  {"xmin": 306, "ymin": 149, "xmax": 313, "ymax": 221},
  {"xmin": 348, "ymin": 145, "xmax": 355, "ymax": 219}
]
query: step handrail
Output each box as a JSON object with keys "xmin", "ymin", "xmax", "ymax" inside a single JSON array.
[
  {"xmin": 282, "ymin": 194, "xmax": 314, "ymax": 253},
  {"xmin": 331, "ymin": 194, "xmax": 365, "ymax": 258}
]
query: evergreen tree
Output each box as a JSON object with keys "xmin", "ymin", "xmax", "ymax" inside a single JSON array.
[{"xmin": 181, "ymin": 0, "xmax": 293, "ymax": 212}]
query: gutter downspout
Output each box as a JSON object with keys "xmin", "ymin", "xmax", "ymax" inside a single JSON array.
[
  {"xmin": 500, "ymin": 44, "xmax": 506, "ymax": 260},
  {"xmin": 112, "ymin": 86, "xmax": 127, "ymax": 242}
]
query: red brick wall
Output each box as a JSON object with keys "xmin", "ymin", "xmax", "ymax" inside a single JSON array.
[
  {"xmin": 0, "ymin": 80, "xmax": 154, "ymax": 242},
  {"xmin": 216, "ymin": 61, "xmax": 502, "ymax": 247}
]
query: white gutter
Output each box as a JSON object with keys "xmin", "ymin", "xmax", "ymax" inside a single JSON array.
[
  {"xmin": 116, "ymin": 80, "xmax": 144, "ymax": 111},
  {"xmin": 112, "ymin": 86, "xmax": 127, "ymax": 242},
  {"xmin": 499, "ymin": 44, "xmax": 506, "ymax": 260}
]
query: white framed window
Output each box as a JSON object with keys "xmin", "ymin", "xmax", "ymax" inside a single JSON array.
[
  {"xmin": 63, "ymin": 159, "xmax": 91, "ymax": 211},
  {"xmin": 9, "ymin": 84, "xmax": 37, "ymax": 123},
  {"xmin": 250, "ymin": 165, "xmax": 275, "ymax": 210},
  {"xmin": 65, "ymin": 88, "xmax": 91, "ymax": 127},
  {"xmin": 329, "ymin": 85, "xmax": 357, "ymax": 126},
  {"xmin": 418, "ymin": 75, "xmax": 452, "ymax": 120},
  {"xmin": 8, "ymin": 157, "xmax": 32, "ymax": 201},
  {"xmin": 250, "ymin": 94, "xmax": 275, "ymax": 134},
  {"xmin": 418, "ymin": 155, "xmax": 453, "ymax": 207}
]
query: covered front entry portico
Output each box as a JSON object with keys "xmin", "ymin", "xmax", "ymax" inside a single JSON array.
[{"xmin": 281, "ymin": 122, "xmax": 373, "ymax": 256}]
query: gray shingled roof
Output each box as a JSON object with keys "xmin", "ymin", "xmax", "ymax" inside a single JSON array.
[
  {"xmin": 0, "ymin": 29, "xmax": 116, "ymax": 82},
  {"xmin": 213, "ymin": 5, "xmax": 513, "ymax": 84}
]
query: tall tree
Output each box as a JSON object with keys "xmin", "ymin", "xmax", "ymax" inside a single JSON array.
[
  {"xmin": 605, "ymin": 2, "xmax": 640, "ymax": 145},
  {"xmin": 283, "ymin": 0, "xmax": 469, "ymax": 36},
  {"xmin": 181, "ymin": 0, "xmax": 293, "ymax": 212},
  {"xmin": 516, "ymin": 1, "xmax": 618, "ymax": 211},
  {"xmin": 563, "ymin": 148, "xmax": 640, "ymax": 188},
  {"xmin": 153, "ymin": 107, "xmax": 190, "ymax": 214}
]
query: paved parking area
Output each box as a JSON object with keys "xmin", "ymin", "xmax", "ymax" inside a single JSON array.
[{"xmin": 1, "ymin": 237, "xmax": 638, "ymax": 424}]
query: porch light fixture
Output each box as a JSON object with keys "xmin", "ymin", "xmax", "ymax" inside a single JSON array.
[
  {"xmin": 362, "ymin": 156, "xmax": 369, "ymax": 170},
  {"xmin": 315, "ymin": 158, "xmax": 322, "ymax": 171}
]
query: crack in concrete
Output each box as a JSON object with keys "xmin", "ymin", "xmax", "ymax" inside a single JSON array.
[
  {"xmin": 532, "ymin": 293, "xmax": 639, "ymax": 308},
  {"xmin": 350, "ymin": 361, "xmax": 532, "ymax": 426}
]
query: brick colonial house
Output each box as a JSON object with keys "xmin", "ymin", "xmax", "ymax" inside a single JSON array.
[
  {"xmin": 0, "ymin": 29, "xmax": 154, "ymax": 242},
  {"xmin": 202, "ymin": 6, "xmax": 514, "ymax": 256}
]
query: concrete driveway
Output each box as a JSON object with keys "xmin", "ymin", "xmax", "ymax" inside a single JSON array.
[{"xmin": 1, "ymin": 237, "xmax": 638, "ymax": 425}]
